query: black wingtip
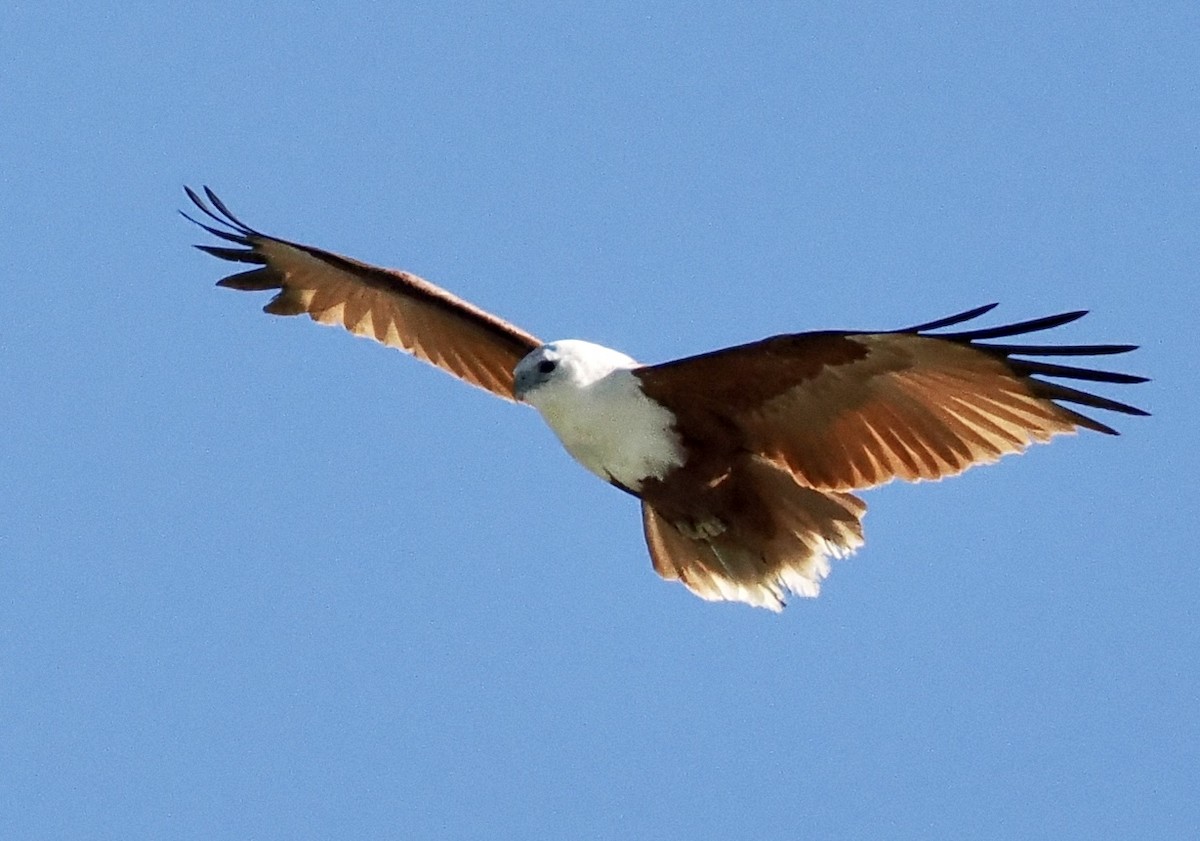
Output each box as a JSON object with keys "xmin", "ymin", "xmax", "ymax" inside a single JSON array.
[
  {"xmin": 179, "ymin": 209, "xmax": 252, "ymax": 245},
  {"xmin": 194, "ymin": 243, "xmax": 268, "ymax": 265},
  {"xmin": 938, "ymin": 309, "xmax": 1091, "ymax": 342},
  {"xmin": 184, "ymin": 185, "xmax": 231, "ymax": 230},
  {"xmin": 183, "ymin": 184, "xmax": 205, "ymax": 209},
  {"xmin": 182, "ymin": 185, "xmax": 261, "ymax": 236},
  {"xmin": 982, "ymin": 342, "xmax": 1140, "ymax": 357},
  {"xmin": 204, "ymin": 186, "xmax": 240, "ymax": 225},
  {"xmin": 902, "ymin": 303, "xmax": 1000, "ymax": 333},
  {"xmin": 905, "ymin": 304, "xmax": 1149, "ymax": 431}
]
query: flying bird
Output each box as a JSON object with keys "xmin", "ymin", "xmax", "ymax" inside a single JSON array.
[{"xmin": 183, "ymin": 187, "xmax": 1147, "ymax": 610}]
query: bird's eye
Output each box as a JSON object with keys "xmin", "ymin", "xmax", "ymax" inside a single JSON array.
[{"xmin": 537, "ymin": 360, "xmax": 557, "ymax": 374}]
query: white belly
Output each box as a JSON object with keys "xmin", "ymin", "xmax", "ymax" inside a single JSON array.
[{"xmin": 533, "ymin": 368, "xmax": 685, "ymax": 491}]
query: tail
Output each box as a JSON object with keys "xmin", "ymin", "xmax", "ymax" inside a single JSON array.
[{"xmin": 641, "ymin": 456, "xmax": 866, "ymax": 611}]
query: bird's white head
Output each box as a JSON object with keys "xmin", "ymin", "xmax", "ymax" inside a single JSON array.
[{"xmin": 513, "ymin": 340, "xmax": 638, "ymax": 407}]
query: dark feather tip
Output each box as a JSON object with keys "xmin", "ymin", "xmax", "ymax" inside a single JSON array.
[{"xmin": 903, "ymin": 303, "xmax": 999, "ymax": 333}]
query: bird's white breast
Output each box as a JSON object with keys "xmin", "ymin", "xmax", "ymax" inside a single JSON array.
[{"xmin": 531, "ymin": 367, "xmax": 686, "ymax": 491}]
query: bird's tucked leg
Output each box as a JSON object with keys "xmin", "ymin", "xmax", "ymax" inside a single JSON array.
[{"xmin": 675, "ymin": 517, "xmax": 728, "ymax": 540}]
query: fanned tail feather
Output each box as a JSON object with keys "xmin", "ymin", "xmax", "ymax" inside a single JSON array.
[{"xmin": 642, "ymin": 457, "xmax": 865, "ymax": 611}]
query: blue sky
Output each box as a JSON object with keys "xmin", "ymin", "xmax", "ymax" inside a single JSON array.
[{"xmin": 2, "ymin": 2, "xmax": 1196, "ymax": 839}]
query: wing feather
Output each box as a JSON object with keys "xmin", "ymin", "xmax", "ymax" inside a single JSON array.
[
  {"xmin": 184, "ymin": 187, "xmax": 542, "ymax": 401},
  {"xmin": 636, "ymin": 307, "xmax": 1147, "ymax": 491}
]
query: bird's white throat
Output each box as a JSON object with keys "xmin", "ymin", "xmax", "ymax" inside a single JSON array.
[{"xmin": 519, "ymin": 341, "xmax": 686, "ymax": 490}]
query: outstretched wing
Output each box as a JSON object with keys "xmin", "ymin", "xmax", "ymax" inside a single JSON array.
[
  {"xmin": 635, "ymin": 304, "xmax": 1148, "ymax": 492},
  {"xmin": 183, "ymin": 187, "xmax": 543, "ymax": 401}
]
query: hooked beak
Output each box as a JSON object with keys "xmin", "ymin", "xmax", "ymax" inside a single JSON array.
[{"xmin": 512, "ymin": 369, "xmax": 532, "ymax": 403}]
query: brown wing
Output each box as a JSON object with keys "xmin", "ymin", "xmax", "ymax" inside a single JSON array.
[
  {"xmin": 183, "ymin": 186, "xmax": 542, "ymax": 401},
  {"xmin": 635, "ymin": 304, "xmax": 1148, "ymax": 492}
]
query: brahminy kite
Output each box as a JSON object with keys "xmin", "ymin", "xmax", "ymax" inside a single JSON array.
[{"xmin": 184, "ymin": 187, "xmax": 1147, "ymax": 610}]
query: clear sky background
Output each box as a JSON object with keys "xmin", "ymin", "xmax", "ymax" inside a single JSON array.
[{"xmin": 2, "ymin": 3, "xmax": 1196, "ymax": 839}]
